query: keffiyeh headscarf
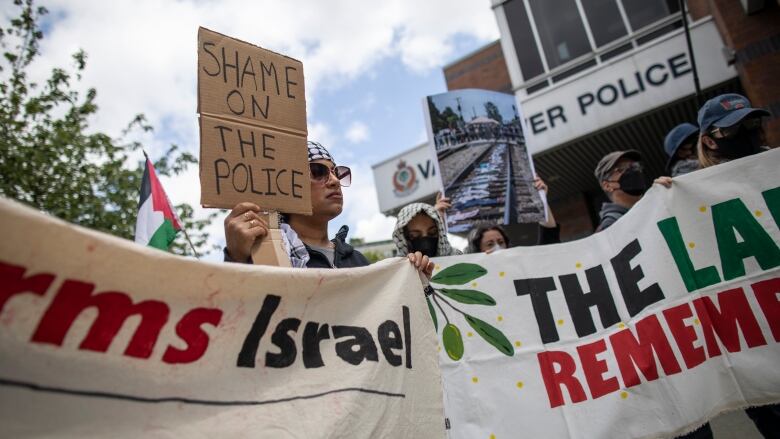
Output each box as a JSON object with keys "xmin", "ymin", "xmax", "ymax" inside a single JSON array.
[
  {"xmin": 392, "ymin": 203, "xmax": 461, "ymax": 257},
  {"xmin": 278, "ymin": 140, "xmax": 335, "ymax": 268},
  {"xmin": 307, "ymin": 141, "xmax": 335, "ymax": 164}
]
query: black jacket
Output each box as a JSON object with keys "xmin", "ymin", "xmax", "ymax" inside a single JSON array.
[
  {"xmin": 224, "ymin": 225, "xmax": 370, "ymax": 269},
  {"xmin": 304, "ymin": 225, "xmax": 370, "ymax": 268}
]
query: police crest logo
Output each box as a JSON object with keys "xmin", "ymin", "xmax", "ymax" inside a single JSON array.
[{"xmin": 393, "ymin": 160, "xmax": 419, "ymax": 197}]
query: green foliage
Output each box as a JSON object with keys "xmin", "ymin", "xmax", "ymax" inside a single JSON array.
[
  {"xmin": 439, "ymin": 288, "xmax": 496, "ymax": 306},
  {"xmin": 431, "ymin": 263, "xmax": 487, "ymax": 285},
  {"xmin": 465, "ymin": 315, "xmax": 513, "ymax": 356},
  {"xmin": 429, "ymin": 262, "xmax": 514, "ymax": 360},
  {"xmin": 484, "ymin": 101, "xmax": 502, "ymax": 123},
  {"xmin": 442, "ymin": 323, "xmax": 463, "ymax": 361},
  {"xmin": 426, "ymin": 297, "xmax": 438, "ymax": 331},
  {"xmin": 362, "ymin": 250, "xmax": 384, "ymax": 263},
  {"xmin": 0, "ymin": 0, "xmax": 216, "ymax": 256}
]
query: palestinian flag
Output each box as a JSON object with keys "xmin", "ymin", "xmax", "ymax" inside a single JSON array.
[{"xmin": 135, "ymin": 157, "xmax": 182, "ymax": 250}]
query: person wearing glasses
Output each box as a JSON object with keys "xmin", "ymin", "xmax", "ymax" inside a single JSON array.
[
  {"xmin": 594, "ymin": 150, "xmax": 647, "ymax": 232},
  {"xmin": 696, "ymin": 93, "xmax": 770, "ymax": 168},
  {"xmin": 654, "ymin": 94, "xmax": 771, "ymax": 189},
  {"xmin": 224, "ymin": 141, "xmax": 433, "ymax": 274}
]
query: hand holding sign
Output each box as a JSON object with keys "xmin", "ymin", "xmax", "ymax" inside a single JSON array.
[{"xmin": 224, "ymin": 202, "xmax": 269, "ymax": 262}]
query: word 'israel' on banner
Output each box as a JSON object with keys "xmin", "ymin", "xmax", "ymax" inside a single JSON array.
[
  {"xmin": 0, "ymin": 199, "xmax": 444, "ymax": 438},
  {"xmin": 431, "ymin": 149, "xmax": 780, "ymax": 439},
  {"xmin": 197, "ymin": 27, "xmax": 311, "ymax": 213}
]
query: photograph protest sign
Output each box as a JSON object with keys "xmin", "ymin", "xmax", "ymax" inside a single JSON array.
[
  {"xmin": 430, "ymin": 149, "xmax": 780, "ymax": 439},
  {"xmin": 0, "ymin": 198, "xmax": 445, "ymax": 438},
  {"xmin": 423, "ymin": 89, "xmax": 546, "ymax": 234},
  {"xmin": 198, "ymin": 27, "xmax": 311, "ymax": 214}
]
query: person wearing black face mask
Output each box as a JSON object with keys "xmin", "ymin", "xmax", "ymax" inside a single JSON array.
[
  {"xmin": 697, "ymin": 93, "xmax": 770, "ymax": 168},
  {"xmin": 594, "ymin": 150, "xmax": 647, "ymax": 232},
  {"xmin": 392, "ymin": 200, "xmax": 462, "ymax": 258}
]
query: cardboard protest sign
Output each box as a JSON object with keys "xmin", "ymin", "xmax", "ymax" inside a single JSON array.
[
  {"xmin": 431, "ymin": 149, "xmax": 780, "ymax": 438},
  {"xmin": 423, "ymin": 89, "xmax": 546, "ymax": 234},
  {"xmin": 198, "ymin": 27, "xmax": 311, "ymax": 214},
  {"xmin": 0, "ymin": 199, "xmax": 444, "ymax": 437}
]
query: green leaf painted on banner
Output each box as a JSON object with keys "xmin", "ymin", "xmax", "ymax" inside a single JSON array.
[
  {"xmin": 439, "ymin": 289, "xmax": 496, "ymax": 306},
  {"xmin": 431, "ymin": 263, "xmax": 487, "ymax": 285},
  {"xmin": 426, "ymin": 297, "xmax": 438, "ymax": 331},
  {"xmin": 466, "ymin": 315, "xmax": 514, "ymax": 357},
  {"xmin": 442, "ymin": 323, "xmax": 464, "ymax": 360}
]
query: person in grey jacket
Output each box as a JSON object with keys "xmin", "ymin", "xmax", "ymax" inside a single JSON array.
[{"xmin": 594, "ymin": 150, "xmax": 647, "ymax": 232}]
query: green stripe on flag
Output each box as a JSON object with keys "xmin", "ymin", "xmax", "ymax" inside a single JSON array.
[{"xmin": 148, "ymin": 219, "xmax": 178, "ymax": 251}]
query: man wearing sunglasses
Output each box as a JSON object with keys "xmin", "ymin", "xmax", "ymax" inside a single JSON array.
[
  {"xmin": 594, "ymin": 150, "xmax": 648, "ymax": 232},
  {"xmin": 224, "ymin": 141, "xmax": 433, "ymax": 275}
]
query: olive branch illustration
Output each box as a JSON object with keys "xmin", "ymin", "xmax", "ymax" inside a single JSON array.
[{"xmin": 426, "ymin": 263, "xmax": 514, "ymax": 361}]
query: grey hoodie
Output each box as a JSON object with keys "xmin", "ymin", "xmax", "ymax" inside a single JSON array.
[
  {"xmin": 392, "ymin": 203, "xmax": 462, "ymax": 257},
  {"xmin": 597, "ymin": 202, "xmax": 630, "ymax": 232}
]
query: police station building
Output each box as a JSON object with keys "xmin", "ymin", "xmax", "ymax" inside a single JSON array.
[{"xmin": 372, "ymin": 0, "xmax": 779, "ymax": 242}]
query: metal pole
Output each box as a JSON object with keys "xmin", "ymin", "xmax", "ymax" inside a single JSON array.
[{"xmin": 678, "ymin": 0, "xmax": 703, "ymax": 106}]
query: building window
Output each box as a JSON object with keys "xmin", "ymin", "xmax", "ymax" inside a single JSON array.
[
  {"xmin": 528, "ymin": 0, "xmax": 592, "ymax": 69},
  {"xmin": 621, "ymin": 0, "xmax": 680, "ymax": 31},
  {"xmin": 580, "ymin": 0, "xmax": 628, "ymax": 47},
  {"xmin": 504, "ymin": 0, "xmax": 545, "ymax": 80}
]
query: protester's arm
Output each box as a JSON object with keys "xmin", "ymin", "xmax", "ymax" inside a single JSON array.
[
  {"xmin": 224, "ymin": 202, "xmax": 269, "ymax": 263},
  {"xmin": 434, "ymin": 191, "xmax": 451, "ymax": 223},
  {"xmin": 534, "ymin": 175, "xmax": 558, "ymax": 229},
  {"xmin": 407, "ymin": 251, "xmax": 434, "ymax": 279}
]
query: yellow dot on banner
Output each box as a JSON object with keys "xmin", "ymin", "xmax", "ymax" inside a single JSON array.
[
  {"xmin": 575, "ymin": 262, "xmax": 582, "ymax": 269},
  {"xmin": 467, "ymin": 332, "xmax": 474, "ymax": 337},
  {"xmin": 472, "ymin": 282, "xmax": 478, "ymax": 287},
  {"xmin": 516, "ymin": 381, "xmax": 524, "ymax": 389},
  {"xmin": 514, "ymin": 341, "xmax": 522, "ymax": 347},
  {"xmin": 557, "ymin": 319, "xmax": 565, "ymax": 326},
  {"xmin": 472, "ymin": 377, "xmax": 479, "ymax": 383},
  {"xmin": 694, "ymin": 318, "xmax": 700, "ymax": 325},
  {"xmin": 755, "ymin": 210, "xmax": 763, "ymax": 217},
  {"xmin": 699, "ymin": 205, "xmax": 707, "ymax": 213},
  {"xmin": 497, "ymin": 315, "xmax": 504, "ymax": 322},
  {"xmin": 688, "ymin": 242, "xmax": 696, "ymax": 249},
  {"xmin": 618, "ymin": 323, "xmax": 626, "ymax": 329},
  {"xmin": 620, "ymin": 391, "xmax": 628, "ymax": 399},
  {"xmin": 437, "ymin": 346, "xmax": 441, "ymax": 352},
  {"xmin": 490, "ymin": 435, "xmax": 496, "ymax": 439},
  {"xmin": 499, "ymin": 271, "xmax": 506, "ymax": 277}
]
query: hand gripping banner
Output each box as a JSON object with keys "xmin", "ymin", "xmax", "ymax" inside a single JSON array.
[
  {"xmin": 0, "ymin": 200, "xmax": 445, "ymax": 438},
  {"xmin": 430, "ymin": 149, "xmax": 780, "ymax": 439}
]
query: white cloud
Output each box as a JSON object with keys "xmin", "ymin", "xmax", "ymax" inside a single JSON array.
[
  {"xmin": 345, "ymin": 121, "xmax": 370, "ymax": 144},
  {"xmin": 8, "ymin": 0, "xmax": 499, "ymax": 256}
]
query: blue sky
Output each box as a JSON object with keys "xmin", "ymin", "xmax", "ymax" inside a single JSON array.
[{"xmin": 6, "ymin": 0, "xmax": 500, "ymax": 258}]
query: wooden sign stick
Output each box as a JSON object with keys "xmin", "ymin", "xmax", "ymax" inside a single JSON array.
[{"xmin": 250, "ymin": 211, "xmax": 292, "ymax": 267}]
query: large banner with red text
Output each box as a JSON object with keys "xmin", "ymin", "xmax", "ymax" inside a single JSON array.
[
  {"xmin": 0, "ymin": 199, "xmax": 444, "ymax": 438},
  {"xmin": 430, "ymin": 149, "xmax": 780, "ymax": 439}
]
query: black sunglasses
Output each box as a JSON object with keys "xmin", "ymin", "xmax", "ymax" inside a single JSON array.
[
  {"xmin": 309, "ymin": 163, "xmax": 351, "ymax": 187},
  {"xmin": 709, "ymin": 117, "xmax": 762, "ymax": 138}
]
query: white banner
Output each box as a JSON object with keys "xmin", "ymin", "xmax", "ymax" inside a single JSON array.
[
  {"xmin": 0, "ymin": 200, "xmax": 444, "ymax": 438},
  {"xmin": 431, "ymin": 149, "xmax": 780, "ymax": 438}
]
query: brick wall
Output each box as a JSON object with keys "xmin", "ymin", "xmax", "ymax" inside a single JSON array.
[
  {"xmin": 704, "ymin": 0, "xmax": 780, "ymax": 145},
  {"xmin": 443, "ymin": 41, "xmax": 513, "ymax": 93},
  {"xmin": 549, "ymin": 193, "xmax": 595, "ymax": 241}
]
